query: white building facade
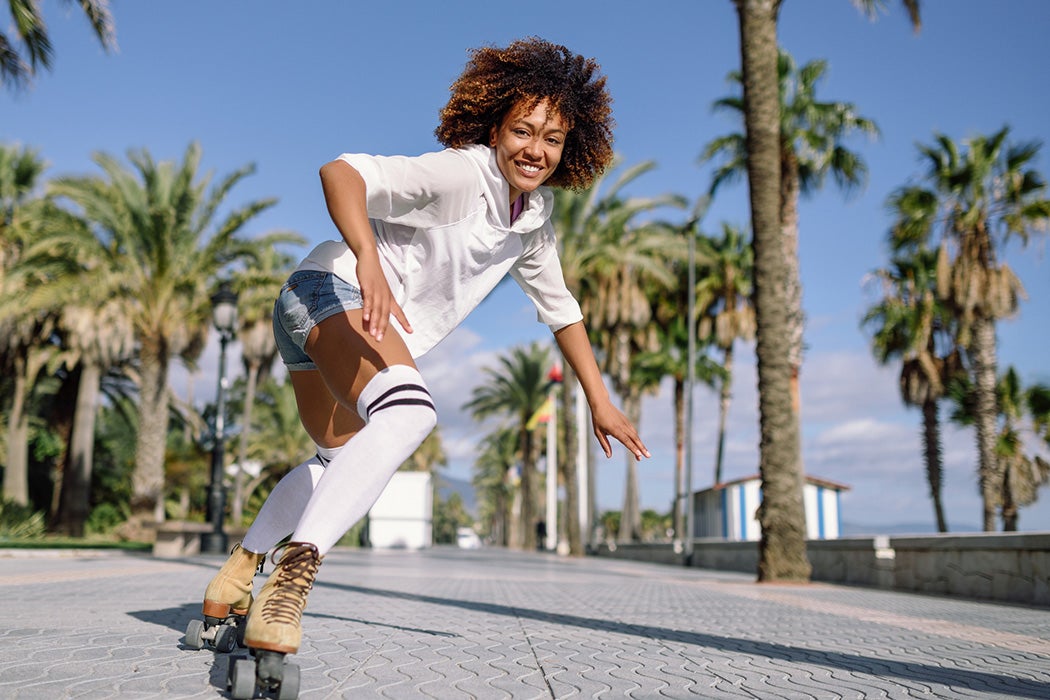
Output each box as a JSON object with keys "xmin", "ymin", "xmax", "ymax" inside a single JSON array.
[{"xmin": 367, "ymin": 471, "xmax": 433, "ymax": 549}]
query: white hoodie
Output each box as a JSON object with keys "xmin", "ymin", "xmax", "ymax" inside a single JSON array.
[{"xmin": 297, "ymin": 144, "xmax": 583, "ymax": 358}]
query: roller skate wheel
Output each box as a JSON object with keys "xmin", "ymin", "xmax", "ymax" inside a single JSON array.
[
  {"xmin": 234, "ymin": 615, "xmax": 247, "ymax": 647},
  {"xmin": 184, "ymin": 619, "xmax": 205, "ymax": 650},
  {"xmin": 214, "ymin": 624, "xmax": 238, "ymax": 653},
  {"xmin": 277, "ymin": 663, "xmax": 300, "ymax": 700},
  {"xmin": 227, "ymin": 657, "xmax": 256, "ymax": 699}
]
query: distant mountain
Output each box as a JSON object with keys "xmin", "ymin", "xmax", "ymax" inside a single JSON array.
[
  {"xmin": 840, "ymin": 521, "xmax": 983, "ymax": 537},
  {"xmin": 435, "ymin": 473, "xmax": 477, "ymax": 516}
]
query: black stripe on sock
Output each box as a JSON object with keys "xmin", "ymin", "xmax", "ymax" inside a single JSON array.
[
  {"xmin": 368, "ymin": 397, "xmax": 436, "ymax": 417},
  {"xmin": 365, "ymin": 383, "xmax": 431, "ymax": 415}
]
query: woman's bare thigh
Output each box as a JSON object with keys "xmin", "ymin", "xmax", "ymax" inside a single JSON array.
[{"xmin": 291, "ymin": 308, "xmax": 416, "ymax": 448}]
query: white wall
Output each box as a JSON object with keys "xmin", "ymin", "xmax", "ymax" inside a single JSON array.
[{"xmin": 368, "ymin": 472, "xmax": 433, "ymax": 549}]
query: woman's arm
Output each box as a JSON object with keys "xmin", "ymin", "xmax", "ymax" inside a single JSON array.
[
  {"xmin": 553, "ymin": 321, "xmax": 650, "ymax": 460},
  {"xmin": 318, "ymin": 159, "xmax": 411, "ymax": 342}
]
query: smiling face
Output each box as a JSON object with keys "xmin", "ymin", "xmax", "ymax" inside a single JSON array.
[{"xmin": 489, "ymin": 98, "xmax": 568, "ymax": 204}]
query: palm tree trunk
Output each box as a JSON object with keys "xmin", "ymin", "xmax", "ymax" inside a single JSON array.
[
  {"xmin": 3, "ymin": 354, "xmax": 29, "ymax": 505},
  {"xmin": 781, "ymin": 156, "xmax": 804, "ymax": 417},
  {"xmin": 560, "ymin": 364, "xmax": 583, "ymax": 555},
  {"xmin": 618, "ymin": 388, "xmax": 642, "ymax": 543},
  {"xmin": 496, "ymin": 480, "xmax": 508, "ymax": 547},
  {"xmin": 131, "ymin": 347, "xmax": 170, "ymax": 524},
  {"xmin": 47, "ymin": 366, "xmax": 80, "ymax": 525},
  {"xmin": 1001, "ymin": 464, "xmax": 1018, "ymax": 531},
  {"xmin": 714, "ymin": 344, "xmax": 736, "ymax": 485},
  {"xmin": 970, "ymin": 316, "xmax": 1001, "ymax": 531},
  {"xmin": 734, "ymin": 0, "xmax": 810, "ymax": 582},
  {"xmin": 921, "ymin": 397, "xmax": 948, "ymax": 532},
  {"xmin": 56, "ymin": 362, "xmax": 101, "ymax": 537}
]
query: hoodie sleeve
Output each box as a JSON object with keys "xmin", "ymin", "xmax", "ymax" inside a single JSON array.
[
  {"xmin": 337, "ymin": 149, "xmax": 481, "ymax": 228},
  {"xmin": 509, "ymin": 223, "xmax": 584, "ymax": 332}
]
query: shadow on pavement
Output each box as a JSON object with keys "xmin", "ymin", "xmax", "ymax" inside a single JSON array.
[{"xmin": 318, "ymin": 581, "xmax": 1050, "ymax": 699}]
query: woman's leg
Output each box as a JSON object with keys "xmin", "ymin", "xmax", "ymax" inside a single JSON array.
[
  {"xmin": 244, "ymin": 309, "xmax": 435, "ymax": 655},
  {"xmin": 287, "ymin": 308, "xmax": 436, "ymax": 555},
  {"xmin": 238, "ymin": 444, "xmax": 342, "ymax": 555}
]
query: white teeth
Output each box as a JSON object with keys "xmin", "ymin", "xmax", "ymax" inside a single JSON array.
[{"xmin": 519, "ymin": 163, "xmax": 541, "ymax": 173}]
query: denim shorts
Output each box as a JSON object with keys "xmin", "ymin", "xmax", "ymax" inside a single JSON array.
[{"xmin": 272, "ymin": 270, "xmax": 363, "ymax": 371}]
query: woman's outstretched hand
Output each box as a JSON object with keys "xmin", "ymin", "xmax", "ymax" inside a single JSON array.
[{"xmin": 590, "ymin": 401, "xmax": 651, "ymax": 461}]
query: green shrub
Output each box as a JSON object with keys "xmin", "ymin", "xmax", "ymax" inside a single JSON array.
[
  {"xmin": 0, "ymin": 500, "xmax": 46, "ymax": 539},
  {"xmin": 86, "ymin": 502, "xmax": 128, "ymax": 535}
]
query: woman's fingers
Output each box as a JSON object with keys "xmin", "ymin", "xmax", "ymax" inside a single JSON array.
[{"xmin": 592, "ymin": 410, "xmax": 650, "ymax": 460}]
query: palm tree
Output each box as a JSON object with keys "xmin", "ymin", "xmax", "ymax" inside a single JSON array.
[
  {"xmin": 949, "ymin": 369, "xmax": 1050, "ymax": 531},
  {"xmin": 1, "ymin": 0, "xmax": 116, "ymax": 91},
  {"xmin": 888, "ymin": 127, "xmax": 1050, "ymax": 530},
  {"xmin": 633, "ymin": 212, "xmax": 726, "ymax": 541},
  {"xmin": 238, "ymin": 377, "xmax": 314, "ymax": 525},
  {"xmin": 633, "ymin": 317, "xmax": 723, "ymax": 540},
  {"xmin": 464, "ymin": 342, "xmax": 552, "ymax": 550},
  {"xmin": 472, "ymin": 426, "xmax": 518, "ymax": 546},
  {"xmin": 552, "ymin": 164, "xmax": 684, "ymax": 550},
  {"xmin": 695, "ymin": 222, "xmax": 756, "ymax": 486},
  {"xmin": 1029, "ymin": 384, "xmax": 1050, "ymax": 447},
  {"xmin": 47, "ymin": 142, "xmax": 287, "ymax": 526},
  {"xmin": 18, "ymin": 208, "xmax": 135, "ymax": 534},
  {"xmin": 0, "ymin": 144, "xmax": 53, "ymax": 506},
  {"xmin": 732, "ymin": 0, "xmax": 807, "ymax": 581},
  {"xmin": 704, "ymin": 49, "xmax": 878, "ymax": 426},
  {"xmin": 730, "ymin": 0, "xmax": 920, "ymax": 582},
  {"xmin": 556, "ymin": 165, "xmax": 685, "ymax": 544},
  {"xmin": 862, "ymin": 249, "xmax": 961, "ymax": 532},
  {"xmin": 228, "ymin": 244, "xmax": 304, "ymax": 524},
  {"xmin": 589, "ymin": 217, "xmax": 685, "ymax": 543},
  {"xmin": 996, "ymin": 370, "xmax": 1050, "ymax": 531}
]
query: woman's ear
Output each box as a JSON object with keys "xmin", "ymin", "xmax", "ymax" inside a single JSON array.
[{"xmin": 488, "ymin": 125, "xmax": 498, "ymax": 147}]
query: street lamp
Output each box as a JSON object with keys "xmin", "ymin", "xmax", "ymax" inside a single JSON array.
[{"xmin": 201, "ymin": 281, "xmax": 239, "ymax": 554}]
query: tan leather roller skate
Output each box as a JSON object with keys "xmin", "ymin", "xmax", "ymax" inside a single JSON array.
[
  {"xmin": 227, "ymin": 542, "xmax": 322, "ymax": 699},
  {"xmin": 184, "ymin": 543, "xmax": 265, "ymax": 653}
]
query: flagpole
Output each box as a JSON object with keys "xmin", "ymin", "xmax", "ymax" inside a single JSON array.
[{"xmin": 545, "ymin": 385, "xmax": 558, "ymax": 552}]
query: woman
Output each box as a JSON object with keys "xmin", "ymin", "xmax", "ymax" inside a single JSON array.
[{"xmin": 196, "ymin": 37, "xmax": 649, "ymax": 682}]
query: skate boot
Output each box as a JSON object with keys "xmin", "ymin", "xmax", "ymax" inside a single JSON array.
[
  {"xmin": 227, "ymin": 542, "xmax": 322, "ymax": 700},
  {"xmin": 184, "ymin": 543, "xmax": 266, "ymax": 653}
]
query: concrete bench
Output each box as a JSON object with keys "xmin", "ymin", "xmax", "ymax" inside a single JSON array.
[{"xmin": 152, "ymin": 521, "xmax": 215, "ymax": 558}]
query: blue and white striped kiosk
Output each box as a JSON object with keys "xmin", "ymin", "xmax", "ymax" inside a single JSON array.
[{"xmin": 693, "ymin": 475, "xmax": 849, "ymax": 541}]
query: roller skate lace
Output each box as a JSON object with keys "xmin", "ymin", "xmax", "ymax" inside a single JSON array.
[{"xmin": 257, "ymin": 543, "xmax": 321, "ymax": 626}]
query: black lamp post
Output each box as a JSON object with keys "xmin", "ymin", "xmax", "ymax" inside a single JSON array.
[{"xmin": 201, "ymin": 281, "xmax": 238, "ymax": 555}]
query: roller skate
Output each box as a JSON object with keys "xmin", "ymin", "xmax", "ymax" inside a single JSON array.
[
  {"xmin": 184, "ymin": 543, "xmax": 266, "ymax": 653},
  {"xmin": 227, "ymin": 542, "xmax": 322, "ymax": 700}
]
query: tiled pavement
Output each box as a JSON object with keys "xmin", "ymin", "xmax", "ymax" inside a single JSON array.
[{"xmin": 1, "ymin": 546, "xmax": 1049, "ymax": 699}]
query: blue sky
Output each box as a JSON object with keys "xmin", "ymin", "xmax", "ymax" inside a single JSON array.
[{"xmin": 5, "ymin": 1, "xmax": 1050, "ymax": 532}]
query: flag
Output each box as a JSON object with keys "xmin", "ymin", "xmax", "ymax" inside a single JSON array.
[{"xmin": 526, "ymin": 395, "xmax": 554, "ymax": 430}]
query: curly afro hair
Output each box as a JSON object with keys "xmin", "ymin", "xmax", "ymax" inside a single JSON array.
[{"xmin": 435, "ymin": 37, "xmax": 614, "ymax": 191}]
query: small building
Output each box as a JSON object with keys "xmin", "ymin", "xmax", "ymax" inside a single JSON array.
[
  {"xmin": 368, "ymin": 471, "xmax": 433, "ymax": 549},
  {"xmin": 692, "ymin": 474, "xmax": 849, "ymax": 541}
]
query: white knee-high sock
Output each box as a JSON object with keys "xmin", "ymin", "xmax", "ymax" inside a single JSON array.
[
  {"xmin": 292, "ymin": 365, "xmax": 437, "ymax": 555},
  {"xmin": 240, "ymin": 445, "xmax": 341, "ymax": 554}
]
